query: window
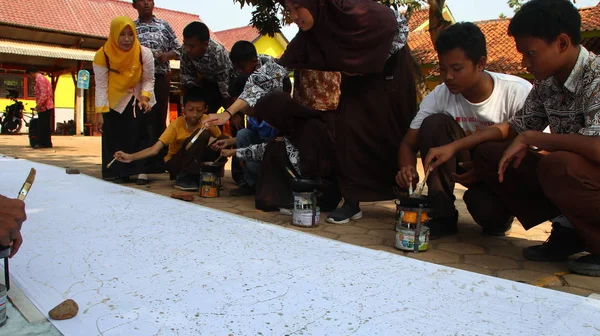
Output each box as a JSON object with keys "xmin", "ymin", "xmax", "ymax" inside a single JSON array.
[
  {"xmin": 0, "ymin": 74, "xmax": 24, "ymax": 99},
  {"xmin": 27, "ymin": 77, "xmax": 36, "ymax": 98}
]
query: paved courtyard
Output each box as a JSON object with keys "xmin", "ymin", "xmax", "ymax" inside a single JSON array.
[{"xmin": 1, "ymin": 134, "xmax": 598, "ymax": 297}]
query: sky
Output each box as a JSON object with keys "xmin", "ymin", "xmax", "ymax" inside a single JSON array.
[{"xmin": 154, "ymin": 0, "xmax": 599, "ymax": 41}]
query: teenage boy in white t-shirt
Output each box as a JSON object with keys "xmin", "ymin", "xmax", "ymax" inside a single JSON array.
[{"xmin": 396, "ymin": 22, "xmax": 532, "ymax": 239}]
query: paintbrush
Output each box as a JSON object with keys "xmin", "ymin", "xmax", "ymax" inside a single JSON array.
[
  {"xmin": 185, "ymin": 127, "xmax": 206, "ymax": 151},
  {"xmin": 17, "ymin": 168, "xmax": 36, "ymax": 201},
  {"xmin": 415, "ymin": 161, "xmax": 434, "ymax": 197},
  {"xmin": 3, "ymin": 168, "xmax": 36, "ymax": 291},
  {"xmin": 206, "ymin": 137, "xmax": 219, "ymax": 148},
  {"xmin": 285, "ymin": 167, "xmax": 298, "ymax": 179},
  {"xmin": 106, "ymin": 157, "xmax": 117, "ymax": 169}
]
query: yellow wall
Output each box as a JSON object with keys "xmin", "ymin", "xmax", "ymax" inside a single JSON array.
[
  {"xmin": 414, "ymin": 8, "xmax": 456, "ymax": 32},
  {"xmin": 54, "ymin": 74, "xmax": 75, "ymax": 109},
  {"xmin": 253, "ymin": 35, "xmax": 286, "ymax": 58},
  {"xmin": 0, "ymin": 74, "xmax": 74, "ymax": 112},
  {"xmin": 0, "ymin": 98, "xmax": 35, "ymax": 113}
]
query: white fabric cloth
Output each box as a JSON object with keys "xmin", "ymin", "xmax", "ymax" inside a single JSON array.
[
  {"xmin": 411, "ymin": 71, "xmax": 532, "ymax": 135},
  {"xmin": 2, "ymin": 157, "xmax": 599, "ymax": 335}
]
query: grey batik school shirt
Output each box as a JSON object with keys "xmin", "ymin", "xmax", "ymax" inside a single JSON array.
[
  {"xmin": 134, "ymin": 16, "xmax": 181, "ymax": 75},
  {"xmin": 179, "ymin": 39, "xmax": 235, "ymax": 99}
]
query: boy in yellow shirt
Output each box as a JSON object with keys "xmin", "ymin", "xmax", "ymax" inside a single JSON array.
[{"xmin": 114, "ymin": 91, "xmax": 224, "ymax": 190}]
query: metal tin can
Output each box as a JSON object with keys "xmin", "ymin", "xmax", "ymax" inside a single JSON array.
[
  {"xmin": 292, "ymin": 208, "xmax": 320, "ymax": 227},
  {"xmin": 292, "ymin": 192, "xmax": 319, "ymax": 227},
  {"xmin": 0, "ymin": 284, "xmax": 7, "ymax": 327},
  {"xmin": 200, "ymin": 172, "xmax": 218, "ymax": 198},
  {"xmin": 395, "ymin": 225, "xmax": 430, "ymax": 252},
  {"xmin": 293, "ymin": 192, "xmax": 314, "ymax": 210}
]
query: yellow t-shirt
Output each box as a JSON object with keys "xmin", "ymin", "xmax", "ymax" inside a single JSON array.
[{"xmin": 159, "ymin": 116, "xmax": 221, "ymax": 162}]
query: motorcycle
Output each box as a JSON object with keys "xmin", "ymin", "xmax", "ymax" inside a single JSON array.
[{"xmin": 0, "ymin": 89, "xmax": 28, "ymax": 134}]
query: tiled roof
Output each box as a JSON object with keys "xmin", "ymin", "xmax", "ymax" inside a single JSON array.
[
  {"xmin": 408, "ymin": 18, "xmax": 528, "ymax": 76},
  {"xmin": 0, "ymin": 0, "xmax": 221, "ymax": 43},
  {"xmin": 214, "ymin": 26, "xmax": 261, "ymax": 51},
  {"xmin": 478, "ymin": 19, "xmax": 526, "ymax": 75},
  {"xmin": 407, "ymin": 30, "xmax": 437, "ymax": 65},
  {"xmin": 408, "ymin": 5, "xmax": 600, "ymax": 77},
  {"xmin": 407, "ymin": 7, "xmax": 429, "ymax": 32},
  {"xmin": 0, "ymin": 39, "xmax": 95, "ymax": 61},
  {"xmin": 0, "ymin": 38, "xmax": 181, "ymax": 69},
  {"xmin": 580, "ymin": 5, "xmax": 600, "ymax": 32}
]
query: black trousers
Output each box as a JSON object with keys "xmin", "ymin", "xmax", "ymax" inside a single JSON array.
[
  {"xmin": 37, "ymin": 108, "xmax": 53, "ymax": 147},
  {"xmin": 138, "ymin": 74, "xmax": 170, "ymax": 173},
  {"xmin": 101, "ymin": 102, "xmax": 144, "ymax": 179}
]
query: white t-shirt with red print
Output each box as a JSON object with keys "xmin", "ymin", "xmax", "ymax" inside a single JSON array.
[{"xmin": 410, "ymin": 71, "xmax": 532, "ymax": 135}]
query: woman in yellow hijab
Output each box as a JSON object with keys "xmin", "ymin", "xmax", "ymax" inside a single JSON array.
[{"xmin": 93, "ymin": 16, "xmax": 156, "ymax": 182}]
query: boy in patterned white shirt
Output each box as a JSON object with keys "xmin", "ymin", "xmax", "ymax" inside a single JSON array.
[
  {"xmin": 425, "ymin": 0, "xmax": 600, "ymax": 277},
  {"xmin": 396, "ymin": 22, "xmax": 532, "ymax": 240}
]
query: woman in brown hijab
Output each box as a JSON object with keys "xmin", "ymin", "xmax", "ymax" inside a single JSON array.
[{"xmin": 206, "ymin": 0, "xmax": 417, "ymax": 224}]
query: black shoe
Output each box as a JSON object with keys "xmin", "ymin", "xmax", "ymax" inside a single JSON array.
[
  {"xmin": 568, "ymin": 254, "xmax": 600, "ymax": 277},
  {"xmin": 136, "ymin": 178, "xmax": 150, "ymax": 185},
  {"xmin": 326, "ymin": 202, "xmax": 362, "ymax": 224},
  {"xmin": 523, "ymin": 223, "xmax": 586, "ymax": 262},
  {"xmin": 175, "ymin": 175, "xmax": 199, "ymax": 191},
  {"xmin": 113, "ymin": 176, "xmax": 132, "ymax": 184},
  {"xmin": 230, "ymin": 184, "xmax": 255, "ymax": 196},
  {"xmin": 482, "ymin": 216, "xmax": 514, "ymax": 236},
  {"xmin": 426, "ymin": 210, "xmax": 459, "ymax": 240}
]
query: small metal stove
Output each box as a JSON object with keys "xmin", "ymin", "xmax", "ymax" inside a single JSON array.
[{"xmin": 395, "ymin": 195, "xmax": 432, "ymax": 253}]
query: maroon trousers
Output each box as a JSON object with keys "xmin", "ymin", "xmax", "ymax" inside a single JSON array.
[
  {"xmin": 474, "ymin": 141, "xmax": 600, "ymax": 254},
  {"xmin": 418, "ymin": 114, "xmax": 470, "ymax": 218}
]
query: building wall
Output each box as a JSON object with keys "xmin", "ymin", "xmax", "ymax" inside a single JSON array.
[
  {"xmin": 1, "ymin": 74, "xmax": 75, "ymax": 131},
  {"xmin": 54, "ymin": 74, "xmax": 76, "ymax": 109},
  {"xmin": 0, "ymin": 97, "xmax": 35, "ymax": 112},
  {"xmin": 1, "ymin": 74, "xmax": 74, "ymax": 109},
  {"xmin": 253, "ymin": 35, "xmax": 285, "ymax": 58},
  {"xmin": 413, "ymin": 9, "xmax": 455, "ymax": 32}
]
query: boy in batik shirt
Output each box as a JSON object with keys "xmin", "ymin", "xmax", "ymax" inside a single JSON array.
[{"xmin": 424, "ymin": 0, "xmax": 600, "ymax": 277}]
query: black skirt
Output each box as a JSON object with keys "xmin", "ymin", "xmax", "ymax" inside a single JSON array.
[
  {"xmin": 101, "ymin": 100, "xmax": 145, "ymax": 179},
  {"xmin": 335, "ymin": 47, "xmax": 417, "ymax": 202}
]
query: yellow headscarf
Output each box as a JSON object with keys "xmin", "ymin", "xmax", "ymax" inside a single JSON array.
[{"xmin": 93, "ymin": 16, "xmax": 143, "ymax": 112}]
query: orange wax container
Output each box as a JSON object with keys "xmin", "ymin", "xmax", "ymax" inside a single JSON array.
[{"xmin": 401, "ymin": 211, "xmax": 429, "ymax": 224}]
